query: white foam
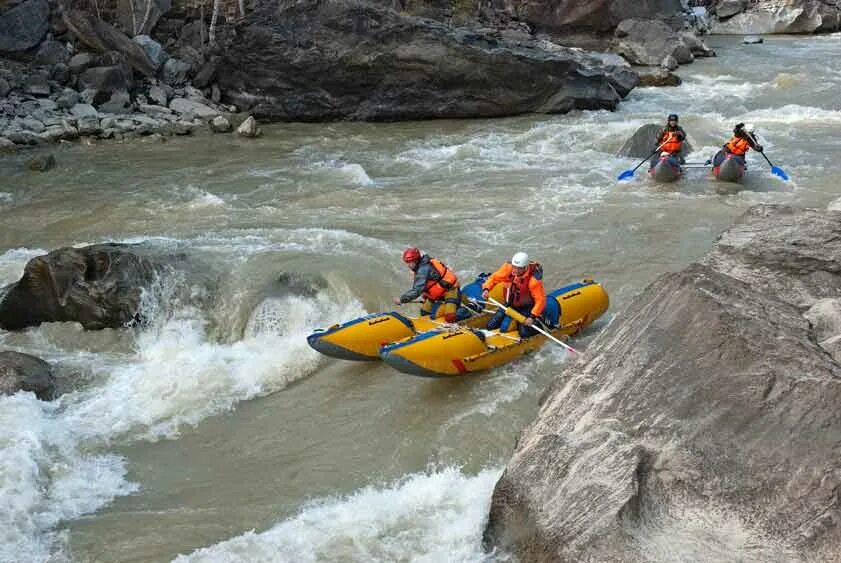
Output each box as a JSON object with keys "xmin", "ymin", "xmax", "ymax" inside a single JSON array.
[
  {"xmin": 337, "ymin": 163, "xmax": 374, "ymax": 186},
  {"xmin": 172, "ymin": 466, "xmax": 503, "ymax": 563},
  {"xmin": 0, "ymin": 247, "xmax": 48, "ymax": 285},
  {"xmin": 0, "ymin": 393, "xmax": 137, "ymax": 563},
  {"xmin": 0, "ymin": 280, "xmax": 364, "ymax": 560}
]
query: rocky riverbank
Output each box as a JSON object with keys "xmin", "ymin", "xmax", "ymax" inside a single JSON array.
[
  {"xmin": 0, "ymin": 0, "xmax": 721, "ymax": 151},
  {"xmin": 484, "ymin": 200, "xmax": 841, "ymax": 562}
]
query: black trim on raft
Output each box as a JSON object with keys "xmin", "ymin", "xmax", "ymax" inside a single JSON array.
[{"xmin": 306, "ymin": 334, "xmax": 380, "ymax": 361}]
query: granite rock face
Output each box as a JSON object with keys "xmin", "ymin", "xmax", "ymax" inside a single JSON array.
[
  {"xmin": 216, "ymin": 0, "xmax": 624, "ymax": 121},
  {"xmin": 485, "ymin": 204, "xmax": 841, "ymax": 563}
]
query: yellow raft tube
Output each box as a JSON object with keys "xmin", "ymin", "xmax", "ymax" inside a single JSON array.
[
  {"xmin": 379, "ymin": 280, "xmax": 609, "ymax": 377},
  {"xmin": 306, "ymin": 275, "xmax": 505, "ymax": 361}
]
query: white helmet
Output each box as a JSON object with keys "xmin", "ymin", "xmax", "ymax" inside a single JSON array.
[
  {"xmin": 744, "ymin": 123, "xmax": 755, "ymax": 133},
  {"xmin": 511, "ymin": 252, "xmax": 529, "ymax": 268}
]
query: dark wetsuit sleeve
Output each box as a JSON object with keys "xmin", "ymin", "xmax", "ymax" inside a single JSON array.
[{"xmin": 400, "ymin": 262, "xmax": 432, "ymax": 303}]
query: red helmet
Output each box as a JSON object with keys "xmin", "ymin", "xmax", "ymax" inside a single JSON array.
[{"xmin": 402, "ymin": 247, "xmax": 421, "ymax": 263}]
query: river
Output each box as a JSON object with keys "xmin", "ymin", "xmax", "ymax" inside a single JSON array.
[{"xmin": 1, "ymin": 34, "xmax": 840, "ymax": 563}]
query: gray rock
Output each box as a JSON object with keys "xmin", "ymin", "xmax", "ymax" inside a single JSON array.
[
  {"xmin": 97, "ymin": 90, "xmax": 133, "ymax": 113},
  {"xmin": 236, "ymin": 115, "xmax": 261, "ymax": 138},
  {"xmin": 24, "ymin": 74, "xmax": 51, "ymax": 97},
  {"xmin": 485, "ymin": 0, "xmax": 684, "ymax": 34},
  {"xmin": 21, "ymin": 116, "xmax": 46, "ymax": 133},
  {"xmin": 62, "ymin": 10, "xmax": 156, "ymax": 77},
  {"xmin": 133, "ymin": 35, "xmax": 168, "ymax": 69},
  {"xmin": 713, "ymin": 2, "xmax": 829, "ymax": 34},
  {"xmin": 210, "ymin": 83, "xmax": 221, "ymax": 104},
  {"xmin": 716, "ymin": 0, "xmax": 746, "ymax": 19},
  {"xmin": 0, "ymin": 137, "xmax": 16, "ymax": 151},
  {"xmin": 804, "ymin": 298, "xmax": 841, "ymax": 346},
  {"xmin": 100, "ymin": 116, "xmax": 116, "ymax": 129},
  {"xmin": 5, "ymin": 130, "xmax": 46, "ymax": 145},
  {"xmin": 162, "ymin": 58, "xmax": 191, "ymax": 86},
  {"xmin": 617, "ymin": 123, "xmax": 692, "ymax": 158},
  {"xmin": 210, "ymin": 115, "xmax": 231, "ymax": 133},
  {"xmin": 169, "ymin": 97, "xmax": 219, "ymax": 118},
  {"xmin": 0, "ymin": 244, "xmax": 158, "ymax": 331},
  {"xmin": 0, "ymin": 77, "xmax": 10, "ymax": 97},
  {"xmin": 743, "ymin": 35, "xmax": 764, "ymax": 44},
  {"xmin": 34, "ymin": 40, "xmax": 70, "ymax": 67},
  {"xmin": 79, "ymin": 88, "xmax": 98, "ymax": 105},
  {"xmin": 56, "ymin": 88, "xmax": 81, "ymax": 109},
  {"xmin": 192, "ymin": 59, "xmax": 217, "ymax": 89},
  {"xmin": 0, "ymin": 351, "xmax": 55, "ymax": 400},
  {"xmin": 0, "ymin": 0, "xmax": 49, "ymax": 52},
  {"xmin": 702, "ymin": 205, "xmax": 841, "ymax": 308},
  {"xmin": 613, "ymin": 18, "xmax": 693, "ymax": 66},
  {"xmin": 138, "ymin": 103, "xmax": 173, "ymax": 116},
  {"xmin": 640, "ymin": 68, "xmax": 682, "ymax": 86},
  {"xmin": 68, "ymin": 52, "xmax": 97, "ymax": 75},
  {"xmin": 78, "ymin": 65, "xmax": 132, "ymax": 105},
  {"xmin": 678, "ymin": 31, "xmax": 715, "ymax": 58},
  {"xmin": 70, "ymin": 103, "xmax": 100, "ymax": 134},
  {"xmin": 485, "ymin": 250, "xmax": 841, "ymax": 561},
  {"xmin": 217, "ymin": 0, "xmax": 623, "ymax": 121},
  {"xmin": 660, "ymin": 55, "xmax": 678, "ymax": 71},
  {"xmin": 148, "ymin": 83, "xmax": 169, "ymax": 106},
  {"xmin": 51, "ymin": 63, "xmax": 70, "ymax": 85}
]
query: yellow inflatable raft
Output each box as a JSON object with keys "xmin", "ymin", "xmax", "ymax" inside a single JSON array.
[
  {"xmin": 306, "ymin": 275, "xmax": 504, "ymax": 361},
  {"xmin": 379, "ymin": 280, "xmax": 609, "ymax": 377}
]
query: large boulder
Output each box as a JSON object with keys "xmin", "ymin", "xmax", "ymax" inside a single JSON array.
[
  {"xmin": 217, "ymin": 0, "xmax": 622, "ymax": 121},
  {"xmin": 0, "ymin": 351, "xmax": 55, "ymax": 400},
  {"xmin": 0, "ymin": 244, "xmax": 157, "ymax": 331},
  {"xmin": 616, "ymin": 123, "xmax": 692, "ymax": 158},
  {"xmin": 78, "ymin": 65, "xmax": 132, "ymax": 101},
  {"xmin": 0, "ymin": 0, "xmax": 49, "ymax": 52},
  {"xmin": 494, "ymin": 0, "xmax": 684, "ymax": 33},
  {"xmin": 711, "ymin": 0, "xmax": 840, "ymax": 33},
  {"xmin": 62, "ymin": 10, "xmax": 156, "ymax": 76},
  {"xmin": 613, "ymin": 18, "xmax": 694, "ymax": 65},
  {"xmin": 484, "ymin": 203, "xmax": 841, "ymax": 562}
]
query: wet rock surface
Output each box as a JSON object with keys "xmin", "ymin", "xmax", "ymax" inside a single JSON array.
[
  {"xmin": 216, "ymin": 0, "xmax": 625, "ymax": 120},
  {"xmin": 0, "ymin": 351, "xmax": 55, "ymax": 400},
  {"xmin": 0, "ymin": 244, "xmax": 159, "ymax": 331},
  {"xmin": 485, "ymin": 203, "xmax": 841, "ymax": 562}
]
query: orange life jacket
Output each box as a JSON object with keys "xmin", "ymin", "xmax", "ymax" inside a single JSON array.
[
  {"xmin": 725, "ymin": 136, "xmax": 751, "ymax": 156},
  {"xmin": 659, "ymin": 130, "xmax": 683, "ymax": 154},
  {"xmin": 483, "ymin": 262, "xmax": 547, "ymax": 317},
  {"xmin": 423, "ymin": 258, "xmax": 458, "ymax": 301}
]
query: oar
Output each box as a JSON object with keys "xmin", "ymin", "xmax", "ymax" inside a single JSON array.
[
  {"xmin": 617, "ymin": 142, "xmax": 665, "ymax": 181},
  {"xmin": 486, "ymin": 296, "xmax": 580, "ymax": 355},
  {"xmin": 748, "ymin": 133, "xmax": 789, "ymax": 181}
]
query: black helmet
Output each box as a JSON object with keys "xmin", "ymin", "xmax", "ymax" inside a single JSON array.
[{"xmin": 667, "ymin": 114, "xmax": 679, "ymax": 122}]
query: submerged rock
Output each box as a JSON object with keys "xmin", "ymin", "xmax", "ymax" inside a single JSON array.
[
  {"xmin": 616, "ymin": 123, "xmax": 692, "ymax": 158},
  {"xmin": 485, "ymin": 203, "xmax": 841, "ymax": 562},
  {"xmin": 236, "ymin": 115, "xmax": 261, "ymax": 138},
  {"xmin": 217, "ymin": 0, "xmax": 623, "ymax": 121},
  {"xmin": 0, "ymin": 244, "xmax": 158, "ymax": 331},
  {"xmin": 0, "ymin": 351, "xmax": 55, "ymax": 400}
]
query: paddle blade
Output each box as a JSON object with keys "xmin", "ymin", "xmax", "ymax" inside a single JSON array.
[
  {"xmin": 617, "ymin": 169, "xmax": 634, "ymax": 181},
  {"xmin": 771, "ymin": 165, "xmax": 789, "ymax": 181}
]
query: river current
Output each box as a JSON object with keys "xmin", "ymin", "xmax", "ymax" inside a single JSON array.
[{"xmin": 1, "ymin": 34, "xmax": 840, "ymax": 562}]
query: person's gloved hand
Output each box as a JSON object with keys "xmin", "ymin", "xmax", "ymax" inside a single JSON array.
[
  {"xmin": 481, "ymin": 289, "xmax": 489, "ymax": 300},
  {"xmin": 523, "ymin": 317, "xmax": 534, "ymax": 327},
  {"xmin": 756, "ymin": 144, "xmax": 764, "ymax": 152},
  {"xmin": 393, "ymin": 297, "xmax": 402, "ymax": 306}
]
